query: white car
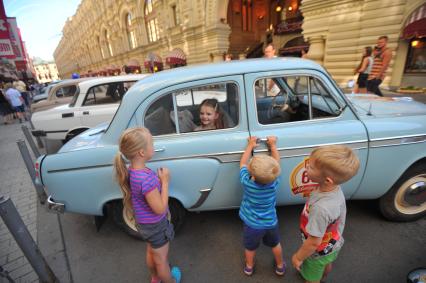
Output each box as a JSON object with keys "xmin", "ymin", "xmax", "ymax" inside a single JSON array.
[
  {"xmin": 31, "ymin": 74, "xmax": 148, "ymax": 143},
  {"xmin": 31, "ymin": 78, "xmax": 90, "ymax": 113}
]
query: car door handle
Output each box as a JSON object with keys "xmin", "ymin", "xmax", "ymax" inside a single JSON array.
[
  {"xmin": 256, "ymin": 137, "xmax": 268, "ymax": 143},
  {"xmin": 62, "ymin": 112, "xmax": 74, "ymax": 118},
  {"xmin": 83, "ymin": 111, "xmax": 89, "ymax": 115},
  {"xmin": 154, "ymin": 148, "xmax": 165, "ymax": 152}
]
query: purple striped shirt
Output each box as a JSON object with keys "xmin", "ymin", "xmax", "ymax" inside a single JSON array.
[{"xmin": 129, "ymin": 167, "xmax": 167, "ymax": 224}]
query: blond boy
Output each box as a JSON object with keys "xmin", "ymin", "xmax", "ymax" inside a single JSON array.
[
  {"xmin": 239, "ymin": 136, "xmax": 285, "ymax": 276},
  {"xmin": 292, "ymin": 145, "xmax": 360, "ymax": 283}
]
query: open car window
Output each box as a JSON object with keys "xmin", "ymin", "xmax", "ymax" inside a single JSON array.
[
  {"xmin": 83, "ymin": 81, "xmax": 136, "ymax": 106},
  {"xmin": 144, "ymin": 82, "xmax": 239, "ymax": 136},
  {"xmin": 255, "ymin": 75, "xmax": 341, "ymax": 125}
]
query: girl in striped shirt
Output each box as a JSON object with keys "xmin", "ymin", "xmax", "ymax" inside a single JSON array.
[{"xmin": 114, "ymin": 128, "xmax": 181, "ymax": 283}]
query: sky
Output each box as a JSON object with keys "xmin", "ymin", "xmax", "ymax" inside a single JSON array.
[{"xmin": 4, "ymin": 0, "xmax": 81, "ymax": 61}]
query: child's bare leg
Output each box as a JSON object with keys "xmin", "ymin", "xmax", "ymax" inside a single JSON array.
[
  {"xmin": 322, "ymin": 263, "xmax": 332, "ymax": 281},
  {"xmin": 244, "ymin": 249, "xmax": 256, "ymax": 268},
  {"xmin": 146, "ymin": 244, "xmax": 158, "ymax": 279},
  {"xmin": 271, "ymin": 243, "xmax": 284, "ymax": 268},
  {"xmin": 152, "ymin": 243, "xmax": 174, "ymax": 283}
]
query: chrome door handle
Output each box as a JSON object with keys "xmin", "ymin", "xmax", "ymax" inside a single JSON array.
[
  {"xmin": 154, "ymin": 148, "xmax": 165, "ymax": 152},
  {"xmin": 256, "ymin": 137, "xmax": 268, "ymax": 143}
]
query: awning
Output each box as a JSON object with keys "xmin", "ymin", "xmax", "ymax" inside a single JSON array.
[
  {"xmin": 165, "ymin": 48, "xmax": 187, "ymax": 66},
  {"xmin": 401, "ymin": 3, "xmax": 426, "ymax": 39},
  {"xmin": 107, "ymin": 64, "xmax": 120, "ymax": 75},
  {"xmin": 402, "ymin": 18, "xmax": 426, "ymax": 39},
  {"xmin": 126, "ymin": 59, "xmax": 141, "ymax": 73},
  {"xmin": 144, "ymin": 53, "xmax": 163, "ymax": 72}
]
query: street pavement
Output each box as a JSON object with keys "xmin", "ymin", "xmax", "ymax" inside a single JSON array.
[{"xmin": 0, "ymin": 90, "xmax": 425, "ymax": 283}]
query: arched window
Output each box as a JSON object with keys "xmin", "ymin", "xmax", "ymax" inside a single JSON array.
[
  {"xmin": 145, "ymin": 0, "xmax": 160, "ymax": 43},
  {"xmin": 126, "ymin": 13, "xmax": 137, "ymax": 49},
  {"xmin": 98, "ymin": 36, "xmax": 105, "ymax": 59},
  {"xmin": 105, "ymin": 29, "xmax": 113, "ymax": 57}
]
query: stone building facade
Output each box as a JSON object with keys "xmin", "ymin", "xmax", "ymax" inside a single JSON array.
[
  {"xmin": 54, "ymin": 0, "xmax": 425, "ymax": 88},
  {"xmin": 33, "ymin": 61, "xmax": 60, "ymax": 84}
]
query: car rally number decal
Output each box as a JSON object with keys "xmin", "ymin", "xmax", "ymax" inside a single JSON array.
[{"xmin": 289, "ymin": 158, "xmax": 319, "ymax": 197}]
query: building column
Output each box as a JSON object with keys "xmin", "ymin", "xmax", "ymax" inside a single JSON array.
[{"xmin": 307, "ymin": 35, "xmax": 326, "ymax": 65}]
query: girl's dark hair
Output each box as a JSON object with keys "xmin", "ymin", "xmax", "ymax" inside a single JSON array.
[
  {"xmin": 199, "ymin": 98, "xmax": 224, "ymax": 129},
  {"xmin": 356, "ymin": 46, "xmax": 373, "ymax": 72}
]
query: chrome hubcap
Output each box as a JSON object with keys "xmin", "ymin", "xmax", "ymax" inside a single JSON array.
[{"xmin": 395, "ymin": 174, "xmax": 426, "ymax": 215}]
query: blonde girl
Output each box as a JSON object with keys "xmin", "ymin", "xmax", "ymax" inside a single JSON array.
[
  {"xmin": 114, "ymin": 128, "xmax": 181, "ymax": 283},
  {"xmin": 194, "ymin": 98, "xmax": 224, "ymax": 131}
]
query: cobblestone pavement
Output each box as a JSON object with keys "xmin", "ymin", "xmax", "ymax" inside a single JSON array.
[{"xmin": 0, "ymin": 120, "xmax": 38, "ymax": 283}]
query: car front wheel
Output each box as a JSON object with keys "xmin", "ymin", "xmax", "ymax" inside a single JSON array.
[
  {"xmin": 112, "ymin": 198, "xmax": 186, "ymax": 239},
  {"xmin": 379, "ymin": 163, "xmax": 426, "ymax": 221}
]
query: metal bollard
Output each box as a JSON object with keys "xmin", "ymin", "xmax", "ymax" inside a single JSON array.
[
  {"xmin": 0, "ymin": 196, "xmax": 58, "ymax": 283},
  {"xmin": 16, "ymin": 140, "xmax": 47, "ymax": 204},
  {"xmin": 21, "ymin": 125, "xmax": 41, "ymax": 158},
  {"xmin": 28, "ymin": 119, "xmax": 44, "ymax": 149}
]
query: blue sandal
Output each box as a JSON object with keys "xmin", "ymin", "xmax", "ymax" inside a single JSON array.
[{"xmin": 171, "ymin": 266, "xmax": 181, "ymax": 283}]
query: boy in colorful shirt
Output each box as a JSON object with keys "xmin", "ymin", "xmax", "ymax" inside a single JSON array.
[
  {"xmin": 292, "ymin": 145, "xmax": 360, "ymax": 283},
  {"xmin": 239, "ymin": 136, "xmax": 285, "ymax": 276}
]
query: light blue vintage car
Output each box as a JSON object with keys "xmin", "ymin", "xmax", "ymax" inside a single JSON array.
[{"xmin": 35, "ymin": 58, "xmax": 426, "ymax": 237}]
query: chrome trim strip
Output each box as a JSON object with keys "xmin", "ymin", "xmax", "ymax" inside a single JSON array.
[
  {"xmin": 47, "ymin": 196, "xmax": 65, "ymax": 213},
  {"xmin": 189, "ymin": 188, "xmax": 212, "ymax": 209},
  {"xmin": 47, "ymin": 163, "xmax": 112, "ymax": 173},
  {"xmin": 370, "ymin": 134, "xmax": 426, "ymax": 148}
]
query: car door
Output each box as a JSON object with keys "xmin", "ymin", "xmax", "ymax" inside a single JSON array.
[
  {"xmin": 245, "ymin": 70, "xmax": 368, "ymax": 205},
  {"xmin": 133, "ymin": 76, "xmax": 249, "ymax": 210}
]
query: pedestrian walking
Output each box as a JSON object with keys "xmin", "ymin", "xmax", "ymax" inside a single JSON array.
[
  {"xmin": 353, "ymin": 46, "xmax": 373, "ymax": 94},
  {"xmin": 4, "ymin": 83, "xmax": 27, "ymax": 123},
  {"xmin": 113, "ymin": 128, "xmax": 181, "ymax": 283},
  {"xmin": 13, "ymin": 80, "xmax": 30, "ymax": 108},
  {"xmin": 367, "ymin": 36, "xmax": 392, "ymax": 96},
  {"xmin": 291, "ymin": 145, "xmax": 360, "ymax": 283},
  {"xmin": 0, "ymin": 87, "xmax": 14, "ymax": 124}
]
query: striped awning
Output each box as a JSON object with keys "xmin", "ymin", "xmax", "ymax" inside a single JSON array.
[
  {"xmin": 166, "ymin": 48, "xmax": 187, "ymax": 65},
  {"xmin": 402, "ymin": 4, "xmax": 426, "ymax": 39},
  {"xmin": 144, "ymin": 53, "xmax": 163, "ymax": 72}
]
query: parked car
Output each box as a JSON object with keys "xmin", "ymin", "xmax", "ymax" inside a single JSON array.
[
  {"xmin": 34, "ymin": 58, "xmax": 426, "ymax": 238},
  {"xmin": 31, "ymin": 78, "xmax": 89, "ymax": 113},
  {"xmin": 32, "ymin": 81, "xmax": 62, "ymax": 103},
  {"xmin": 31, "ymin": 74, "xmax": 148, "ymax": 144}
]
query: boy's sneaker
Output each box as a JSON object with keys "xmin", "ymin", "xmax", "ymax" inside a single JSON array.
[
  {"xmin": 275, "ymin": 261, "xmax": 286, "ymax": 276},
  {"xmin": 171, "ymin": 266, "xmax": 181, "ymax": 283},
  {"xmin": 243, "ymin": 265, "xmax": 254, "ymax": 276}
]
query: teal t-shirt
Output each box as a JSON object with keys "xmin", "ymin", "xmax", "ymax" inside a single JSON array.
[{"xmin": 238, "ymin": 166, "xmax": 279, "ymax": 229}]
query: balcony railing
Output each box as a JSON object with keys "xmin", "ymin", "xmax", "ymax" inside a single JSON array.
[{"xmin": 274, "ymin": 18, "xmax": 303, "ymax": 35}]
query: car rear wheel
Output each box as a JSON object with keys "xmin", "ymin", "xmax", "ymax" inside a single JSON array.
[
  {"xmin": 112, "ymin": 198, "xmax": 186, "ymax": 239},
  {"xmin": 379, "ymin": 163, "xmax": 426, "ymax": 221}
]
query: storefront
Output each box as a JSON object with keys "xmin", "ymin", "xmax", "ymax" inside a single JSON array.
[{"xmin": 400, "ymin": 3, "xmax": 426, "ymax": 88}]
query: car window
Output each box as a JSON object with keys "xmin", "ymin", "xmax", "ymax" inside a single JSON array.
[
  {"xmin": 83, "ymin": 81, "xmax": 136, "ymax": 106},
  {"xmin": 144, "ymin": 82, "xmax": 239, "ymax": 136},
  {"xmin": 55, "ymin": 85, "xmax": 77, "ymax": 98},
  {"xmin": 255, "ymin": 75, "xmax": 340, "ymax": 125}
]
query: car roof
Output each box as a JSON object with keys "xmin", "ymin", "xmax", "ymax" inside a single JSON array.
[
  {"xmin": 76, "ymin": 74, "xmax": 149, "ymax": 93},
  {"xmin": 125, "ymin": 58, "xmax": 323, "ymax": 103}
]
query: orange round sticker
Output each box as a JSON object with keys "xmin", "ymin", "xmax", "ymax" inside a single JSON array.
[{"xmin": 290, "ymin": 157, "xmax": 319, "ymax": 197}]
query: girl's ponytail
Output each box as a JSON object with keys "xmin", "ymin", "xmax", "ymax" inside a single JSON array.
[{"xmin": 113, "ymin": 152, "xmax": 133, "ymax": 214}]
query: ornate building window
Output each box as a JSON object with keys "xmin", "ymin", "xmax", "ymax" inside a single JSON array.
[
  {"xmin": 242, "ymin": 0, "xmax": 253, "ymax": 32},
  {"xmin": 126, "ymin": 13, "xmax": 137, "ymax": 49},
  {"xmin": 98, "ymin": 36, "xmax": 105, "ymax": 59},
  {"xmin": 145, "ymin": 0, "xmax": 160, "ymax": 43},
  {"xmin": 105, "ymin": 29, "xmax": 113, "ymax": 57}
]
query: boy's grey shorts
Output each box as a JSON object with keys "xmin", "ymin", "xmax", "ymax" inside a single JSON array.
[{"xmin": 136, "ymin": 217, "xmax": 174, "ymax": 249}]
